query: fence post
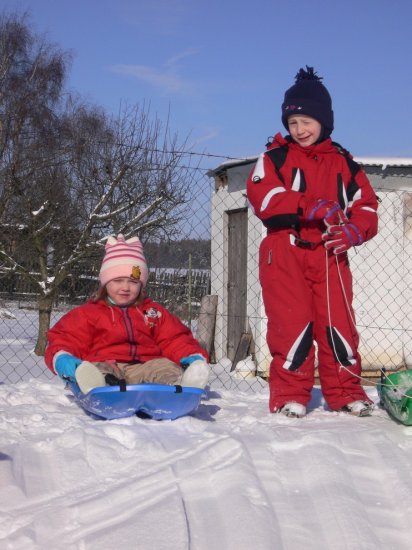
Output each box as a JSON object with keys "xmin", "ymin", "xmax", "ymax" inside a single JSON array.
[
  {"xmin": 196, "ymin": 294, "xmax": 218, "ymax": 360},
  {"xmin": 188, "ymin": 253, "xmax": 192, "ymax": 327}
]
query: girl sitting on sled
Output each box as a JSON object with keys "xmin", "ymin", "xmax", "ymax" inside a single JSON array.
[{"xmin": 44, "ymin": 234, "xmax": 210, "ymax": 394}]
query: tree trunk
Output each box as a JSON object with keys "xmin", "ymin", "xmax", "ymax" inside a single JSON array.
[{"xmin": 34, "ymin": 294, "xmax": 55, "ymax": 356}]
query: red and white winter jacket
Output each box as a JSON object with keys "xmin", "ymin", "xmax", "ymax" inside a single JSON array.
[
  {"xmin": 247, "ymin": 133, "xmax": 378, "ymax": 244},
  {"xmin": 44, "ymin": 297, "xmax": 208, "ymax": 374}
]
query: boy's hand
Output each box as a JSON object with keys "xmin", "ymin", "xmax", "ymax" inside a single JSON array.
[
  {"xmin": 322, "ymin": 222, "xmax": 363, "ymax": 254},
  {"xmin": 303, "ymin": 198, "xmax": 346, "ymax": 226}
]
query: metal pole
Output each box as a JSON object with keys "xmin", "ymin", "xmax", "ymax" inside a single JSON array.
[{"xmin": 188, "ymin": 253, "xmax": 192, "ymax": 327}]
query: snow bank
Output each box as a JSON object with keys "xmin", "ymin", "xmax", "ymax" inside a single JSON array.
[{"xmin": 1, "ymin": 376, "xmax": 412, "ymax": 549}]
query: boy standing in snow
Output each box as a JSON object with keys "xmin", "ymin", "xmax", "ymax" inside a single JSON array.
[
  {"xmin": 45, "ymin": 234, "xmax": 210, "ymax": 394},
  {"xmin": 246, "ymin": 67, "xmax": 378, "ymax": 418}
]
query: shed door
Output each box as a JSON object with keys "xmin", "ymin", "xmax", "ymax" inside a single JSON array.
[{"xmin": 227, "ymin": 209, "xmax": 248, "ymax": 360}]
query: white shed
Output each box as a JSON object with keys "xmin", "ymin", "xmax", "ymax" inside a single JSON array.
[{"xmin": 208, "ymin": 157, "xmax": 412, "ymax": 376}]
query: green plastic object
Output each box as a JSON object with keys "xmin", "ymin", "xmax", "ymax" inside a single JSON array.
[{"xmin": 378, "ymin": 369, "xmax": 412, "ymax": 425}]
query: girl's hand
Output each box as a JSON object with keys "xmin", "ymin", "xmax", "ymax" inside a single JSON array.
[{"xmin": 55, "ymin": 354, "xmax": 82, "ymax": 380}]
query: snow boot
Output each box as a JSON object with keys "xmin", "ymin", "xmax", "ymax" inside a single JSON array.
[
  {"xmin": 75, "ymin": 361, "xmax": 106, "ymax": 394},
  {"xmin": 279, "ymin": 402, "xmax": 306, "ymax": 418},
  {"xmin": 179, "ymin": 360, "xmax": 210, "ymax": 389},
  {"xmin": 340, "ymin": 400, "xmax": 373, "ymax": 417}
]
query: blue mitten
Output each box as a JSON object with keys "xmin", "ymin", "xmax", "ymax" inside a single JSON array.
[
  {"xmin": 55, "ymin": 354, "xmax": 82, "ymax": 380},
  {"xmin": 180, "ymin": 354, "xmax": 206, "ymax": 367}
]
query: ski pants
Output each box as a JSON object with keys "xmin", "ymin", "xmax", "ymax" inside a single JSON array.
[{"xmin": 259, "ymin": 232, "xmax": 371, "ymax": 412}]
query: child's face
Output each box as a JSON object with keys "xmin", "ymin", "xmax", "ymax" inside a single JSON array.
[
  {"xmin": 287, "ymin": 115, "xmax": 322, "ymax": 147},
  {"xmin": 106, "ymin": 277, "xmax": 142, "ymax": 306}
]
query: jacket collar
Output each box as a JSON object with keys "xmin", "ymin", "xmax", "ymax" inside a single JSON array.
[{"xmin": 271, "ymin": 132, "xmax": 337, "ymax": 156}]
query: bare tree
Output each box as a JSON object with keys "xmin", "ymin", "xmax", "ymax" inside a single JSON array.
[{"xmin": 0, "ymin": 13, "xmax": 199, "ymax": 354}]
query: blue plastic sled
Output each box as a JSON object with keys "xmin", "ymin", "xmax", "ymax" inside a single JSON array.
[{"xmin": 68, "ymin": 381, "xmax": 205, "ymax": 420}]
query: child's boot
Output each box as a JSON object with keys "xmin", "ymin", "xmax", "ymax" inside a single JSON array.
[
  {"xmin": 279, "ymin": 402, "xmax": 307, "ymax": 418},
  {"xmin": 179, "ymin": 360, "xmax": 210, "ymax": 389},
  {"xmin": 75, "ymin": 361, "xmax": 106, "ymax": 394},
  {"xmin": 340, "ymin": 400, "xmax": 373, "ymax": 417}
]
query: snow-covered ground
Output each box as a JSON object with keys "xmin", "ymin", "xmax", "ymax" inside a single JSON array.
[
  {"xmin": 1, "ymin": 366, "xmax": 412, "ymax": 550},
  {"xmin": 1, "ymin": 307, "xmax": 412, "ymax": 549}
]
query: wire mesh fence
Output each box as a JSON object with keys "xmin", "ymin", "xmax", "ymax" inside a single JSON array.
[{"xmin": 0, "ymin": 170, "xmax": 411, "ymax": 393}]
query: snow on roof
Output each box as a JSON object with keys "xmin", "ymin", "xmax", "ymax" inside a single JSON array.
[
  {"xmin": 207, "ymin": 156, "xmax": 257, "ymax": 176},
  {"xmin": 208, "ymin": 156, "xmax": 412, "ymax": 176},
  {"xmin": 355, "ymin": 157, "xmax": 412, "ymax": 168}
]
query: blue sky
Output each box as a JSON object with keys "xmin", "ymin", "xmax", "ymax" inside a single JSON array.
[{"xmin": 2, "ymin": 0, "xmax": 412, "ymax": 169}]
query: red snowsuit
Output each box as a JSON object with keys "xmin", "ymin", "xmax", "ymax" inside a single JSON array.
[
  {"xmin": 246, "ymin": 133, "xmax": 378, "ymax": 412},
  {"xmin": 44, "ymin": 297, "xmax": 208, "ymax": 374}
]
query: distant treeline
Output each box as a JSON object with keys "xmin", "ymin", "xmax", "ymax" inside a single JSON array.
[{"xmin": 144, "ymin": 239, "xmax": 211, "ymax": 270}]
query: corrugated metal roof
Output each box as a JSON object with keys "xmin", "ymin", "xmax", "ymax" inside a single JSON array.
[{"xmin": 355, "ymin": 157, "xmax": 412, "ymax": 168}]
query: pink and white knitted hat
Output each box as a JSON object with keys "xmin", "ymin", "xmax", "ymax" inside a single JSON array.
[{"xmin": 99, "ymin": 234, "xmax": 149, "ymax": 287}]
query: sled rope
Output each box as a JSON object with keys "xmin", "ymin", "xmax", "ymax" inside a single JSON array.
[{"xmin": 325, "ymin": 249, "xmax": 412, "ymax": 398}]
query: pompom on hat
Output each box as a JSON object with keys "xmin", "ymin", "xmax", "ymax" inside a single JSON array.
[
  {"xmin": 281, "ymin": 66, "xmax": 334, "ymax": 138},
  {"xmin": 99, "ymin": 234, "xmax": 149, "ymax": 287}
]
